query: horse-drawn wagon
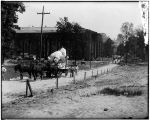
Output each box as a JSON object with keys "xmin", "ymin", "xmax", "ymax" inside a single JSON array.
[{"xmin": 14, "ymin": 47, "xmax": 78, "ymax": 80}]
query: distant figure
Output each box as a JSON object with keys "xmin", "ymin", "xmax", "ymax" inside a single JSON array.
[
  {"xmin": 74, "ymin": 65, "xmax": 79, "ymax": 75},
  {"xmin": 2, "ymin": 65, "xmax": 7, "ymax": 80},
  {"xmin": 69, "ymin": 65, "xmax": 79, "ymax": 77}
]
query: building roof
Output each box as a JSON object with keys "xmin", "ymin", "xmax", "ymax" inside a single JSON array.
[
  {"xmin": 15, "ymin": 27, "xmax": 57, "ymax": 33},
  {"xmin": 14, "ymin": 27, "xmax": 102, "ymax": 37}
]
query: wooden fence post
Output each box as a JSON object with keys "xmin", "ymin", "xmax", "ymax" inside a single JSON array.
[
  {"xmin": 26, "ymin": 79, "xmax": 33, "ymax": 97},
  {"xmin": 92, "ymin": 70, "xmax": 93, "ymax": 77},
  {"xmin": 26, "ymin": 80, "xmax": 28, "ymax": 97},
  {"xmin": 97, "ymin": 70, "xmax": 98, "ymax": 76},
  {"xmin": 56, "ymin": 76, "xmax": 58, "ymax": 89},
  {"xmin": 27, "ymin": 79, "xmax": 33, "ymax": 97},
  {"xmin": 84, "ymin": 72, "xmax": 86, "ymax": 80}
]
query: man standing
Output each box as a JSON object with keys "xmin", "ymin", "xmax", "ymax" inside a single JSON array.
[{"xmin": 2, "ymin": 65, "xmax": 7, "ymax": 80}]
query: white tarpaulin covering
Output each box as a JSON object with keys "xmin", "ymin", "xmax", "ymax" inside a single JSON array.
[
  {"xmin": 48, "ymin": 48, "xmax": 67, "ymax": 68},
  {"xmin": 59, "ymin": 47, "xmax": 66, "ymax": 56}
]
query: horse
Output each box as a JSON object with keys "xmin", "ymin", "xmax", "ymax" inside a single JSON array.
[
  {"xmin": 32, "ymin": 61, "xmax": 46, "ymax": 80},
  {"xmin": 14, "ymin": 63, "xmax": 36, "ymax": 80},
  {"xmin": 31, "ymin": 60, "xmax": 59, "ymax": 80}
]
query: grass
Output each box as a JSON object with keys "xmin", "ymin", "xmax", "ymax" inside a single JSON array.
[
  {"xmin": 67, "ymin": 60, "xmax": 110, "ymax": 70},
  {"xmin": 81, "ymin": 87, "xmax": 143, "ymax": 97},
  {"xmin": 81, "ymin": 64, "xmax": 147, "ymax": 98},
  {"xmin": 78, "ymin": 61, "xmax": 109, "ymax": 70},
  {"xmin": 99, "ymin": 87, "xmax": 142, "ymax": 97}
]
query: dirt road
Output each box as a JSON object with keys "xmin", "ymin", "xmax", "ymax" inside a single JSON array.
[
  {"xmin": 2, "ymin": 63, "xmax": 148, "ymax": 118},
  {"xmin": 2, "ymin": 63, "xmax": 117, "ymax": 103}
]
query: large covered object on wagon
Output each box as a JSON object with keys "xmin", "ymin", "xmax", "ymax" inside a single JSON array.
[{"xmin": 48, "ymin": 47, "xmax": 68, "ymax": 69}]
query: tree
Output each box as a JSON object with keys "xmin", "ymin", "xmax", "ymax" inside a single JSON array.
[
  {"xmin": 100, "ymin": 33, "xmax": 109, "ymax": 59},
  {"xmin": 1, "ymin": 1, "xmax": 25, "ymax": 63},
  {"xmin": 103, "ymin": 38, "xmax": 114, "ymax": 57},
  {"xmin": 56, "ymin": 17, "xmax": 73, "ymax": 33},
  {"xmin": 125, "ymin": 36, "xmax": 138, "ymax": 57},
  {"xmin": 56, "ymin": 17, "xmax": 82, "ymax": 34},
  {"xmin": 56, "ymin": 17, "xmax": 83, "ymax": 61},
  {"xmin": 72, "ymin": 22, "xmax": 82, "ymax": 33},
  {"xmin": 116, "ymin": 34, "xmax": 124, "ymax": 45},
  {"xmin": 120, "ymin": 22, "xmax": 134, "ymax": 63},
  {"xmin": 122, "ymin": 26, "xmax": 145, "ymax": 60},
  {"xmin": 116, "ymin": 43, "xmax": 125, "ymax": 56},
  {"xmin": 120, "ymin": 22, "xmax": 134, "ymax": 44},
  {"xmin": 134, "ymin": 27, "xmax": 145, "ymax": 59}
]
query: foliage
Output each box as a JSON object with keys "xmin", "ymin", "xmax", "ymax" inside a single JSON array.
[
  {"xmin": 56, "ymin": 17, "xmax": 82, "ymax": 33},
  {"xmin": 120, "ymin": 22, "xmax": 134, "ymax": 44},
  {"xmin": 101, "ymin": 33, "xmax": 109, "ymax": 43},
  {"xmin": 116, "ymin": 34, "xmax": 124, "ymax": 45},
  {"xmin": 103, "ymin": 38, "xmax": 114, "ymax": 57},
  {"xmin": 56, "ymin": 17, "xmax": 83, "ymax": 59},
  {"xmin": 56, "ymin": 17, "xmax": 73, "ymax": 33},
  {"xmin": 125, "ymin": 36, "xmax": 138, "ymax": 56},
  {"xmin": 116, "ymin": 43, "xmax": 124, "ymax": 56},
  {"xmin": 134, "ymin": 27, "xmax": 145, "ymax": 59},
  {"xmin": 1, "ymin": 1, "xmax": 25, "ymax": 62},
  {"xmin": 117, "ymin": 22, "xmax": 146, "ymax": 60}
]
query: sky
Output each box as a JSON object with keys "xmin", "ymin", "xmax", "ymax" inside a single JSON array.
[{"xmin": 17, "ymin": 2, "xmax": 143, "ymax": 40}]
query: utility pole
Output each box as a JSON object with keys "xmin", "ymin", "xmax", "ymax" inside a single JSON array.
[{"xmin": 37, "ymin": 6, "xmax": 50, "ymax": 59}]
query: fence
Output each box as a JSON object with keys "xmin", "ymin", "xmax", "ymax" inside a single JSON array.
[
  {"xmin": 25, "ymin": 67, "xmax": 115, "ymax": 97},
  {"xmin": 70, "ymin": 67, "xmax": 114, "ymax": 86}
]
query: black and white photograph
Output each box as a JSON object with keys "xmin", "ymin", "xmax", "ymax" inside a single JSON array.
[{"xmin": 1, "ymin": 0, "xmax": 149, "ymax": 119}]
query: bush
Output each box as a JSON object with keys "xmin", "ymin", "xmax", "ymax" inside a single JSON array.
[{"xmin": 100, "ymin": 87, "xmax": 142, "ymax": 97}]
